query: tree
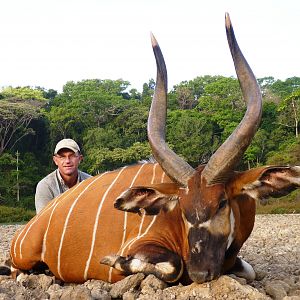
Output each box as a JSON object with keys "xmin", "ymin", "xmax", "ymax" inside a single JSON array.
[
  {"xmin": 45, "ymin": 79, "xmax": 133, "ymax": 147},
  {"xmin": 244, "ymin": 129, "xmax": 269, "ymax": 168},
  {"xmin": 34, "ymin": 86, "xmax": 58, "ymax": 100},
  {"xmin": 113, "ymin": 104, "xmax": 149, "ymax": 147},
  {"xmin": 80, "ymin": 95, "xmax": 126, "ymax": 128},
  {"xmin": 19, "ymin": 152, "xmax": 48, "ymax": 209},
  {"xmin": 83, "ymin": 127, "xmax": 122, "ymax": 151},
  {"xmin": 0, "ymin": 101, "xmax": 43, "ymax": 155},
  {"xmin": 0, "ymin": 87, "xmax": 47, "ymax": 155},
  {"xmin": 61, "ymin": 79, "xmax": 131, "ymax": 100},
  {"xmin": 45, "ymin": 104, "xmax": 83, "ymax": 143},
  {"xmin": 0, "ymin": 151, "xmax": 45, "ymax": 209},
  {"xmin": 257, "ymin": 76, "xmax": 281, "ymax": 104},
  {"xmin": 128, "ymin": 88, "xmax": 141, "ymax": 100},
  {"xmin": 141, "ymin": 79, "xmax": 155, "ymax": 105},
  {"xmin": 166, "ymin": 110, "xmax": 215, "ymax": 166},
  {"xmin": 1, "ymin": 86, "xmax": 47, "ymax": 102},
  {"xmin": 197, "ymin": 77, "xmax": 245, "ymax": 147},
  {"xmin": 82, "ymin": 142, "xmax": 151, "ymax": 174},
  {"xmin": 270, "ymin": 77, "xmax": 300, "ymax": 98},
  {"xmin": 277, "ymin": 89, "xmax": 300, "ymax": 137},
  {"xmin": 0, "ymin": 153, "xmax": 17, "ymax": 205},
  {"xmin": 266, "ymin": 137, "xmax": 300, "ymax": 165},
  {"xmin": 170, "ymin": 76, "xmax": 224, "ymax": 110},
  {"xmin": 174, "ymin": 86, "xmax": 197, "ymax": 110}
]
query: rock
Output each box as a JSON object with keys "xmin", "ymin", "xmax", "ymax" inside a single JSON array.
[
  {"xmin": 210, "ymin": 276, "xmax": 269, "ymax": 300},
  {"xmin": 276, "ymin": 280, "xmax": 292, "ymax": 292},
  {"xmin": 17, "ymin": 273, "xmax": 55, "ymax": 291},
  {"xmin": 0, "ymin": 276, "xmax": 11, "ymax": 283},
  {"xmin": 84, "ymin": 278, "xmax": 112, "ymax": 298},
  {"xmin": 84, "ymin": 279, "xmax": 112, "ymax": 292},
  {"xmin": 255, "ymin": 269, "xmax": 268, "ymax": 281},
  {"xmin": 123, "ymin": 290, "xmax": 140, "ymax": 300},
  {"xmin": 140, "ymin": 274, "xmax": 168, "ymax": 294},
  {"xmin": 265, "ymin": 281, "xmax": 288, "ymax": 299},
  {"xmin": 47, "ymin": 283, "xmax": 64, "ymax": 299},
  {"xmin": 0, "ymin": 277, "xmax": 48, "ymax": 299},
  {"xmin": 60, "ymin": 286, "xmax": 92, "ymax": 300},
  {"xmin": 0, "ymin": 293, "xmax": 11, "ymax": 300},
  {"xmin": 228, "ymin": 274, "xmax": 248, "ymax": 285},
  {"xmin": 47, "ymin": 284, "xmax": 95, "ymax": 300},
  {"xmin": 138, "ymin": 275, "xmax": 268, "ymax": 300},
  {"xmin": 109, "ymin": 273, "xmax": 145, "ymax": 298},
  {"xmin": 282, "ymin": 278, "xmax": 297, "ymax": 286},
  {"xmin": 0, "ymin": 215, "xmax": 299, "ymax": 299},
  {"xmin": 90, "ymin": 288, "xmax": 111, "ymax": 300},
  {"xmin": 289, "ymin": 290, "xmax": 300, "ymax": 297}
]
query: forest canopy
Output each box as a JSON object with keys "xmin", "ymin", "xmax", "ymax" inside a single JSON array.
[{"xmin": 1, "ymin": 76, "xmax": 300, "ymax": 210}]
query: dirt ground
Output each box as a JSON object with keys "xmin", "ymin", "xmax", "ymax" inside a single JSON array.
[{"xmin": 0, "ymin": 214, "xmax": 299, "ymax": 299}]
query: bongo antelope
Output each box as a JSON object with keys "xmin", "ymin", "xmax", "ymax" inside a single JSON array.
[{"xmin": 5, "ymin": 13, "xmax": 300, "ymax": 284}]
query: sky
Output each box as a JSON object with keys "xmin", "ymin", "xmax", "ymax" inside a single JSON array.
[{"xmin": 0, "ymin": 0, "xmax": 300, "ymax": 93}]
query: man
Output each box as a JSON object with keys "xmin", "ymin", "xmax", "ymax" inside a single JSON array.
[{"xmin": 35, "ymin": 138, "xmax": 91, "ymax": 213}]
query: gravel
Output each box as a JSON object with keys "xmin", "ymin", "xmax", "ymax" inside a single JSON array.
[{"xmin": 0, "ymin": 214, "xmax": 299, "ymax": 299}]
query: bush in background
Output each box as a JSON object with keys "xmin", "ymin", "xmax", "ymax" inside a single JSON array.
[{"xmin": 0, "ymin": 205, "xmax": 35, "ymax": 223}]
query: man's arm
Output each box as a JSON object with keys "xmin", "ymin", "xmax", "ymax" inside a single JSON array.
[{"xmin": 35, "ymin": 180, "xmax": 55, "ymax": 214}]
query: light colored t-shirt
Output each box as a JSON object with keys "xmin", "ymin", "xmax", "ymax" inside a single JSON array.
[{"xmin": 35, "ymin": 169, "xmax": 91, "ymax": 214}]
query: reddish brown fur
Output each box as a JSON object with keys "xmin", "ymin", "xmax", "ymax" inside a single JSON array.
[
  {"xmin": 9, "ymin": 163, "xmax": 251, "ymax": 283},
  {"xmin": 9, "ymin": 162, "xmax": 300, "ymax": 283},
  {"xmin": 10, "ymin": 163, "xmax": 175, "ymax": 283}
]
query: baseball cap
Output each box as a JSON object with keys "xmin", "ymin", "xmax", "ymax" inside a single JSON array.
[{"xmin": 54, "ymin": 139, "xmax": 81, "ymax": 155}]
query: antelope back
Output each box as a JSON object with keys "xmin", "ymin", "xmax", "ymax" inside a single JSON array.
[{"xmin": 10, "ymin": 163, "xmax": 173, "ymax": 283}]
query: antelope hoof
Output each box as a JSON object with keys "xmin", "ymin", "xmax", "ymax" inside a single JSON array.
[
  {"xmin": 100, "ymin": 254, "xmax": 119, "ymax": 267},
  {"xmin": 231, "ymin": 258, "xmax": 256, "ymax": 282}
]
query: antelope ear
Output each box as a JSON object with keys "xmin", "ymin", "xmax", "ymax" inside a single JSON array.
[
  {"xmin": 239, "ymin": 166, "xmax": 300, "ymax": 203},
  {"xmin": 114, "ymin": 183, "xmax": 180, "ymax": 215}
]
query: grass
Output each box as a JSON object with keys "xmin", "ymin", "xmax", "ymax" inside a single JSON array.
[
  {"xmin": 256, "ymin": 190, "xmax": 300, "ymax": 214},
  {"xmin": 0, "ymin": 205, "xmax": 35, "ymax": 224}
]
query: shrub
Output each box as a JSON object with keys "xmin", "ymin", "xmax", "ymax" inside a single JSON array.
[
  {"xmin": 256, "ymin": 191, "xmax": 300, "ymax": 214},
  {"xmin": 0, "ymin": 205, "xmax": 35, "ymax": 223}
]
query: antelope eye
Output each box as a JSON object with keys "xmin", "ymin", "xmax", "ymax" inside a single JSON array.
[{"xmin": 218, "ymin": 199, "xmax": 227, "ymax": 210}]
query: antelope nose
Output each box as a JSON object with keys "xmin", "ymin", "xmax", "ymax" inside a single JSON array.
[{"xmin": 188, "ymin": 270, "xmax": 209, "ymax": 283}]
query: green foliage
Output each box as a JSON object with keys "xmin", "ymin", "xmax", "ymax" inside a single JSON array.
[
  {"xmin": 1, "ymin": 86, "xmax": 47, "ymax": 102},
  {"xmin": 83, "ymin": 127, "xmax": 122, "ymax": 151},
  {"xmin": 141, "ymin": 79, "xmax": 155, "ymax": 99},
  {"xmin": 277, "ymin": 88, "xmax": 300, "ymax": 137},
  {"xmin": 83, "ymin": 142, "xmax": 151, "ymax": 174},
  {"xmin": 0, "ymin": 205, "xmax": 35, "ymax": 223},
  {"xmin": 266, "ymin": 137, "xmax": 300, "ymax": 165},
  {"xmin": 269, "ymin": 77, "xmax": 300, "ymax": 98},
  {"xmin": 244, "ymin": 129, "xmax": 269, "ymax": 167},
  {"xmin": 195, "ymin": 77, "xmax": 245, "ymax": 154},
  {"xmin": 18, "ymin": 153, "xmax": 46, "ymax": 210},
  {"xmin": 0, "ymin": 85, "xmax": 48, "ymax": 157},
  {"xmin": 166, "ymin": 110, "xmax": 215, "ymax": 166},
  {"xmin": 0, "ymin": 152, "xmax": 44, "ymax": 210},
  {"xmin": 256, "ymin": 190, "xmax": 300, "ymax": 214},
  {"xmin": 45, "ymin": 104, "xmax": 83, "ymax": 142},
  {"xmin": 45, "ymin": 79, "xmax": 135, "ymax": 145},
  {"xmin": 113, "ymin": 105, "xmax": 149, "ymax": 147},
  {"xmin": 2, "ymin": 75, "xmax": 300, "ymax": 213},
  {"xmin": 0, "ymin": 153, "xmax": 17, "ymax": 206},
  {"xmin": 199, "ymin": 77, "xmax": 243, "ymax": 110},
  {"xmin": 60, "ymin": 79, "xmax": 131, "ymax": 101},
  {"xmin": 171, "ymin": 75, "xmax": 224, "ymax": 108}
]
